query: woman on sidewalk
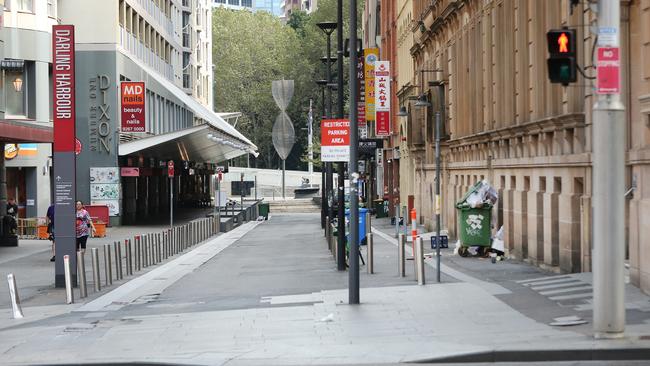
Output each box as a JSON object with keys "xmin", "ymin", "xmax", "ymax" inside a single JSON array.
[{"xmin": 76, "ymin": 201, "xmax": 96, "ymax": 254}]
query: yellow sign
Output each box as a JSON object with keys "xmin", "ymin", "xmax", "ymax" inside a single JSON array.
[
  {"xmin": 364, "ymin": 48, "xmax": 379, "ymax": 123},
  {"xmin": 4, "ymin": 144, "xmax": 18, "ymax": 159}
]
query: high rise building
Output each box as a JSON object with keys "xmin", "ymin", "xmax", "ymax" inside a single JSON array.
[
  {"xmin": 255, "ymin": 0, "xmax": 281, "ymax": 16},
  {"xmin": 212, "ymin": 0, "xmax": 254, "ymax": 11},
  {"xmin": 57, "ymin": 0, "xmax": 257, "ymax": 225}
]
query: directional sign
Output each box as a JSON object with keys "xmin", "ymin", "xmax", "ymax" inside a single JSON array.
[{"xmin": 374, "ymin": 61, "xmax": 391, "ymax": 136}]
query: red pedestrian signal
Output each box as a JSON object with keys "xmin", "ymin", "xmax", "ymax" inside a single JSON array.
[{"xmin": 547, "ymin": 29, "xmax": 577, "ymax": 85}]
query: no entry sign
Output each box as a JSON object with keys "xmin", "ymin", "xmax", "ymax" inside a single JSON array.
[{"xmin": 321, "ymin": 119, "xmax": 350, "ymax": 162}]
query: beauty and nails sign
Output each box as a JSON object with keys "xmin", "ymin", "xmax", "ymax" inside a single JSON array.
[
  {"xmin": 321, "ymin": 119, "xmax": 350, "ymax": 162},
  {"xmin": 121, "ymin": 81, "xmax": 146, "ymax": 132},
  {"xmin": 374, "ymin": 61, "xmax": 391, "ymax": 137}
]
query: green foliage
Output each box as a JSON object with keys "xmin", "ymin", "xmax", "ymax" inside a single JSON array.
[{"xmin": 212, "ymin": 2, "xmax": 363, "ymax": 170}]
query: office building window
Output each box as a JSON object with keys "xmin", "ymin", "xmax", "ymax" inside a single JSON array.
[
  {"xmin": 17, "ymin": 0, "xmax": 33, "ymax": 12},
  {"xmin": 47, "ymin": 0, "xmax": 56, "ymax": 17},
  {"xmin": 228, "ymin": 0, "xmax": 238, "ymax": 5},
  {"xmin": 241, "ymin": 0, "xmax": 252, "ymax": 6},
  {"xmin": 214, "ymin": 0, "xmax": 226, "ymax": 4}
]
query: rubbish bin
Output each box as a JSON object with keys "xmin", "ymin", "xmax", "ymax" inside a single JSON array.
[
  {"xmin": 373, "ymin": 199, "xmax": 387, "ymax": 218},
  {"xmin": 258, "ymin": 202, "xmax": 270, "ymax": 220},
  {"xmin": 455, "ymin": 180, "xmax": 494, "ymax": 248},
  {"xmin": 345, "ymin": 208, "xmax": 368, "ymax": 245}
]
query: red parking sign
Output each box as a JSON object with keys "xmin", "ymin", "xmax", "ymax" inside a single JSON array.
[{"xmin": 597, "ymin": 47, "xmax": 620, "ymax": 95}]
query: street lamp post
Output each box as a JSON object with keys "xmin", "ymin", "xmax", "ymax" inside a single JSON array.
[
  {"xmin": 348, "ymin": 0, "xmax": 360, "ymax": 304},
  {"xmin": 335, "ymin": 0, "xmax": 346, "ymax": 271},
  {"xmin": 317, "ymin": 22, "xmax": 338, "ymax": 240},
  {"xmin": 316, "ymin": 79, "xmax": 328, "ymax": 229}
]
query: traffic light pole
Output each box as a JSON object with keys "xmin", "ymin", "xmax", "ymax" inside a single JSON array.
[
  {"xmin": 348, "ymin": 0, "xmax": 359, "ymax": 305},
  {"xmin": 336, "ymin": 0, "xmax": 346, "ymax": 271},
  {"xmin": 593, "ymin": 0, "xmax": 625, "ymax": 338}
]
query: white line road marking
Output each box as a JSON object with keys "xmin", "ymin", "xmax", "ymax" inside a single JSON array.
[
  {"xmin": 549, "ymin": 292, "xmax": 594, "ymax": 301},
  {"xmin": 538, "ymin": 285, "xmax": 593, "ymax": 296},
  {"xmin": 531, "ymin": 281, "xmax": 585, "ymax": 291},
  {"xmin": 521, "ymin": 277, "xmax": 579, "ymax": 287},
  {"xmin": 516, "ymin": 275, "xmax": 574, "ymax": 284}
]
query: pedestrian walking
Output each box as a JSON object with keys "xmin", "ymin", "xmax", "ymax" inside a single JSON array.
[
  {"xmin": 6, "ymin": 197, "xmax": 18, "ymax": 217},
  {"xmin": 75, "ymin": 201, "xmax": 95, "ymax": 254},
  {"xmin": 46, "ymin": 203, "xmax": 55, "ymax": 262}
]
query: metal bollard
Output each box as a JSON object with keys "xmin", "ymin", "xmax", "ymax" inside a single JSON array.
[
  {"xmin": 395, "ymin": 205, "xmax": 400, "ymax": 238},
  {"xmin": 104, "ymin": 244, "xmax": 113, "ymax": 286},
  {"xmin": 114, "ymin": 241, "xmax": 121, "ymax": 280},
  {"xmin": 125, "ymin": 239, "xmax": 132, "ymax": 276},
  {"xmin": 157, "ymin": 233, "xmax": 162, "ymax": 263},
  {"xmin": 77, "ymin": 251, "xmax": 87, "ymax": 298},
  {"xmin": 367, "ymin": 233, "xmax": 374, "ymax": 274},
  {"xmin": 91, "ymin": 247, "xmax": 101, "ymax": 292},
  {"xmin": 398, "ymin": 233, "xmax": 406, "ymax": 277},
  {"xmin": 7, "ymin": 273, "xmax": 24, "ymax": 318},
  {"xmin": 332, "ymin": 223, "xmax": 337, "ymax": 260},
  {"xmin": 416, "ymin": 237, "xmax": 425, "ymax": 285},
  {"xmin": 64, "ymin": 255, "xmax": 74, "ymax": 304},
  {"xmin": 117, "ymin": 241, "xmax": 123, "ymax": 279},
  {"xmin": 135, "ymin": 236, "xmax": 142, "ymax": 271},
  {"xmin": 325, "ymin": 216, "xmax": 330, "ymax": 238}
]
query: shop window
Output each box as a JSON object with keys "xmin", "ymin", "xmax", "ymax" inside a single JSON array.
[
  {"xmin": 5, "ymin": 70, "xmax": 25, "ymax": 117},
  {"xmin": 17, "ymin": 0, "xmax": 33, "ymax": 12}
]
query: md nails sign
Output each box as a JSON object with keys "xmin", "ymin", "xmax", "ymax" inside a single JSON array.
[{"xmin": 120, "ymin": 81, "xmax": 146, "ymax": 132}]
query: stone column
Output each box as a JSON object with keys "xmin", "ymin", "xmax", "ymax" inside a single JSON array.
[
  {"xmin": 559, "ymin": 176, "xmax": 583, "ymax": 273},
  {"xmin": 543, "ymin": 177, "xmax": 560, "ymax": 267},
  {"xmin": 527, "ymin": 177, "xmax": 544, "ymax": 264}
]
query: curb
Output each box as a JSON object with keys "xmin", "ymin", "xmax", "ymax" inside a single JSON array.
[{"xmin": 409, "ymin": 347, "xmax": 650, "ymax": 364}]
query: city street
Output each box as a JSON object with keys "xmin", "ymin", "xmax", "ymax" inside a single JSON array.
[{"xmin": 1, "ymin": 213, "xmax": 649, "ymax": 365}]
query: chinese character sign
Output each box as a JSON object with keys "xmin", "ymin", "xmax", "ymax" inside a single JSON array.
[
  {"xmin": 364, "ymin": 48, "xmax": 379, "ymax": 123},
  {"xmin": 357, "ymin": 55, "xmax": 366, "ymax": 126},
  {"xmin": 374, "ymin": 61, "xmax": 391, "ymax": 137}
]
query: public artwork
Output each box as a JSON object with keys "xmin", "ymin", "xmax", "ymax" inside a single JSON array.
[
  {"xmin": 90, "ymin": 184, "xmax": 120, "ymax": 200},
  {"xmin": 89, "ymin": 167, "xmax": 120, "ymax": 184}
]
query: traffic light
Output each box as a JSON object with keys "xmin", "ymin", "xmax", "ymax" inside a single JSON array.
[{"xmin": 546, "ymin": 29, "xmax": 577, "ymax": 85}]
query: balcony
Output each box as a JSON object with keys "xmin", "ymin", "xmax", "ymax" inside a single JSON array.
[
  {"xmin": 120, "ymin": 27, "xmax": 173, "ymax": 81},
  {"xmin": 182, "ymin": 73, "xmax": 192, "ymax": 90}
]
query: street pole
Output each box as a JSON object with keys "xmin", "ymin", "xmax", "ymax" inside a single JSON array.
[
  {"xmin": 336, "ymin": 0, "xmax": 346, "ymax": 271},
  {"xmin": 593, "ymin": 0, "xmax": 625, "ymax": 338},
  {"xmin": 326, "ymin": 33, "xmax": 334, "ymax": 236},
  {"xmin": 435, "ymin": 111, "xmax": 442, "ymax": 283},
  {"xmin": 308, "ymin": 99, "xmax": 314, "ymax": 183},
  {"xmin": 169, "ymin": 176, "xmax": 173, "ymax": 229},
  {"xmin": 348, "ymin": 0, "xmax": 360, "ymax": 304}
]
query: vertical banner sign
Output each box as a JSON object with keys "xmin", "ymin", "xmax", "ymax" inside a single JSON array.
[
  {"xmin": 375, "ymin": 61, "xmax": 391, "ymax": 136},
  {"xmin": 596, "ymin": 47, "xmax": 620, "ymax": 95},
  {"xmin": 320, "ymin": 119, "xmax": 350, "ymax": 162},
  {"xmin": 357, "ymin": 55, "xmax": 368, "ymax": 139},
  {"xmin": 120, "ymin": 81, "xmax": 146, "ymax": 132},
  {"xmin": 364, "ymin": 48, "xmax": 379, "ymax": 124},
  {"xmin": 52, "ymin": 24, "xmax": 77, "ymax": 287}
]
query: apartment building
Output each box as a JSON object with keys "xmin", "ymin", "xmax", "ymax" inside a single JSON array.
[
  {"xmin": 57, "ymin": 0, "xmax": 256, "ymax": 225},
  {"xmin": 212, "ymin": 0, "xmax": 254, "ymax": 11}
]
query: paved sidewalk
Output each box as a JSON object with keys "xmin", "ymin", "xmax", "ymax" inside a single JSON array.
[{"xmin": 0, "ymin": 213, "xmax": 649, "ymax": 365}]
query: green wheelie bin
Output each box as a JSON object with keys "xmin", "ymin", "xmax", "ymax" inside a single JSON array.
[{"xmin": 456, "ymin": 181, "xmax": 494, "ymax": 256}]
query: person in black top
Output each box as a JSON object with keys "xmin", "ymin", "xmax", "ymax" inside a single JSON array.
[
  {"xmin": 46, "ymin": 204, "xmax": 55, "ymax": 262},
  {"xmin": 7, "ymin": 198, "xmax": 18, "ymax": 217}
]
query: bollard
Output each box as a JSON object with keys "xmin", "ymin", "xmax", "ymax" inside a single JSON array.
[
  {"xmin": 367, "ymin": 233, "xmax": 374, "ymax": 274},
  {"xmin": 395, "ymin": 204, "xmax": 400, "ymax": 238},
  {"xmin": 114, "ymin": 242, "xmax": 121, "ymax": 280},
  {"xmin": 398, "ymin": 233, "xmax": 406, "ymax": 277},
  {"xmin": 104, "ymin": 244, "xmax": 113, "ymax": 286},
  {"xmin": 416, "ymin": 237, "xmax": 425, "ymax": 285},
  {"xmin": 77, "ymin": 251, "xmax": 87, "ymax": 298},
  {"xmin": 325, "ymin": 216, "xmax": 330, "ymax": 238},
  {"xmin": 125, "ymin": 239, "xmax": 132, "ymax": 276},
  {"xmin": 91, "ymin": 248, "xmax": 101, "ymax": 292},
  {"xmin": 135, "ymin": 236, "xmax": 142, "ymax": 271},
  {"xmin": 410, "ymin": 208, "xmax": 417, "ymax": 257},
  {"xmin": 157, "ymin": 233, "xmax": 162, "ymax": 263},
  {"xmin": 332, "ymin": 223, "xmax": 337, "ymax": 261},
  {"xmin": 366, "ymin": 210, "xmax": 372, "ymax": 234},
  {"xmin": 117, "ymin": 241, "xmax": 123, "ymax": 280},
  {"xmin": 64, "ymin": 255, "xmax": 74, "ymax": 304},
  {"xmin": 6, "ymin": 273, "xmax": 24, "ymax": 319}
]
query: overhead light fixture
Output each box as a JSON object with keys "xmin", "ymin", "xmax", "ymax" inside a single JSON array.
[
  {"xmin": 397, "ymin": 106, "xmax": 408, "ymax": 117},
  {"xmin": 415, "ymin": 94, "xmax": 431, "ymax": 108},
  {"xmin": 13, "ymin": 77, "xmax": 23, "ymax": 92}
]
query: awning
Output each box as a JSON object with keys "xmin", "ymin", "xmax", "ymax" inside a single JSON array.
[
  {"xmin": 118, "ymin": 123, "xmax": 257, "ymax": 163},
  {"xmin": 0, "ymin": 119, "xmax": 52, "ymax": 143},
  {"xmin": 122, "ymin": 50, "xmax": 257, "ymax": 153}
]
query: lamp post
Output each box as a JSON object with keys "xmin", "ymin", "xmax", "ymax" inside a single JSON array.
[
  {"xmin": 415, "ymin": 79, "xmax": 444, "ymax": 283},
  {"xmin": 317, "ymin": 21, "xmax": 338, "ymax": 239},
  {"xmin": 348, "ymin": 0, "xmax": 360, "ymax": 304},
  {"xmin": 316, "ymin": 79, "xmax": 328, "ymax": 229},
  {"xmin": 335, "ymin": 0, "xmax": 346, "ymax": 271}
]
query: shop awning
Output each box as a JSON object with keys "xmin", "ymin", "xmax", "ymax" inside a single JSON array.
[
  {"xmin": 0, "ymin": 119, "xmax": 52, "ymax": 143},
  {"xmin": 118, "ymin": 123, "xmax": 256, "ymax": 163},
  {"xmin": 121, "ymin": 51, "xmax": 257, "ymax": 156}
]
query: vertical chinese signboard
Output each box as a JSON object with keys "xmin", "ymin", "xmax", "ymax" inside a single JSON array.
[
  {"xmin": 52, "ymin": 24, "xmax": 77, "ymax": 287},
  {"xmin": 374, "ymin": 61, "xmax": 391, "ymax": 137},
  {"xmin": 364, "ymin": 48, "xmax": 379, "ymax": 124},
  {"xmin": 120, "ymin": 81, "xmax": 146, "ymax": 132},
  {"xmin": 321, "ymin": 119, "xmax": 351, "ymax": 162},
  {"xmin": 357, "ymin": 54, "xmax": 367, "ymax": 139}
]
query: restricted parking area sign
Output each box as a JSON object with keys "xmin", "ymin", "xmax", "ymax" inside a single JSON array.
[{"xmin": 321, "ymin": 119, "xmax": 350, "ymax": 162}]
